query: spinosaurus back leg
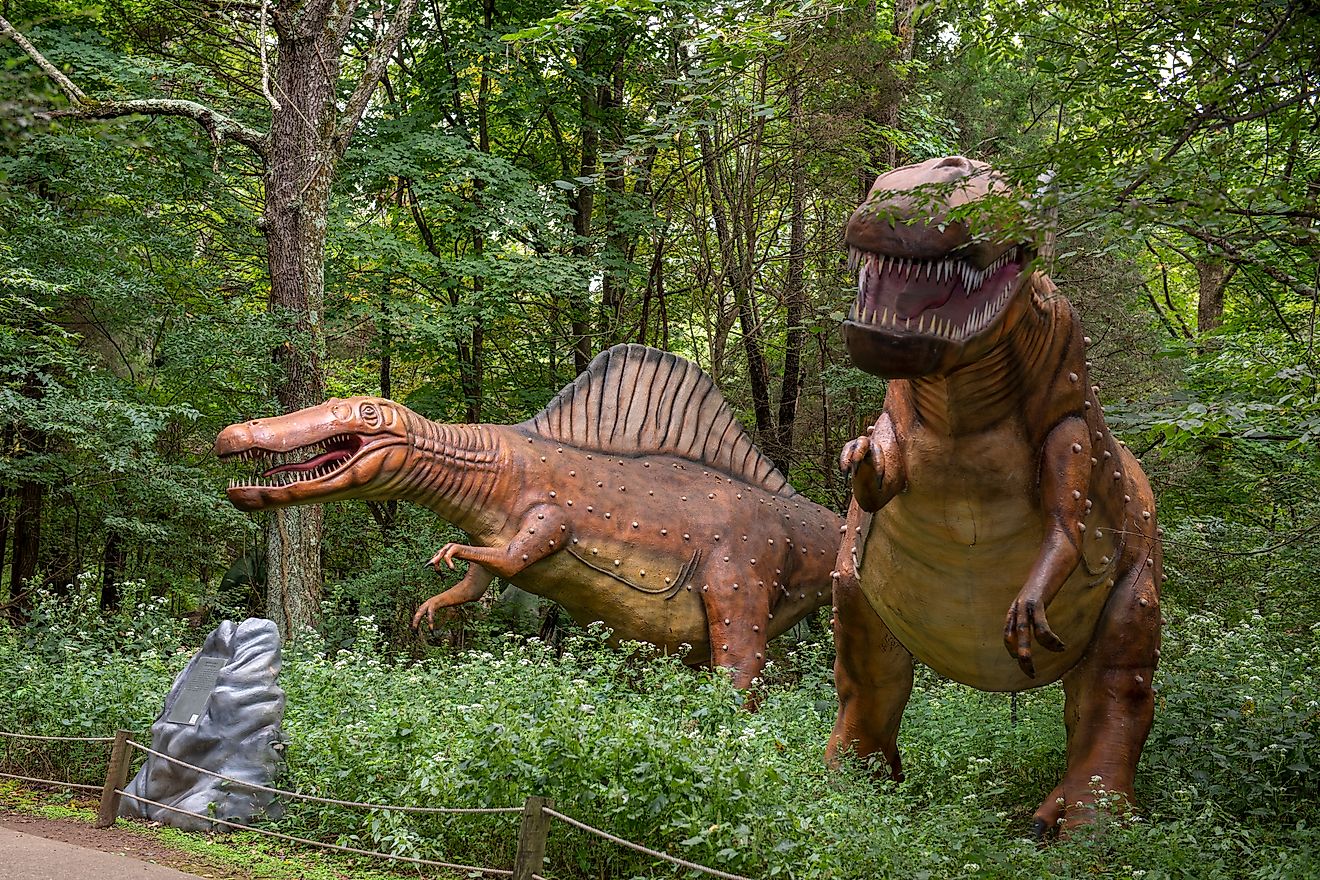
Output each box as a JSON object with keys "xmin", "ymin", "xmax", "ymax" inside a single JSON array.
[{"xmin": 697, "ymin": 560, "xmax": 774, "ymax": 692}]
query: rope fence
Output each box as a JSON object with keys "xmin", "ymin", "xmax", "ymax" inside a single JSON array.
[
  {"xmin": 0, "ymin": 731, "xmax": 115, "ymax": 743},
  {"xmin": 542, "ymin": 807, "xmax": 754, "ymax": 880},
  {"xmin": 0, "ymin": 770, "xmax": 103, "ymax": 793},
  {"xmin": 127, "ymin": 741, "xmax": 523, "ymax": 815},
  {"xmin": 0, "ymin": 729, "xmax": 115, "ymax": 794},
  {"xmin": 112, "ymin": 789, "xmax": 514, "ymax": 877},
  {"xmin": 0, "ymin": 728, "xmax": 758, "ymax": 880}
]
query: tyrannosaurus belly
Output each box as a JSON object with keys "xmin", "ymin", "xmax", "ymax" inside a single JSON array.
[{"xmin": 856, "ymin": 429, "xmax": 1117, "ymax": 691}]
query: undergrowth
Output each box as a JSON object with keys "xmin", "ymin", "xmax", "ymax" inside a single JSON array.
[{"xmin": 1, "ymin": 585, "xmax": 1317, "ymax": 879}]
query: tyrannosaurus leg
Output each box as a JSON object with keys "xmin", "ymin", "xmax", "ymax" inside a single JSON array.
[
  {"xmin": 826, "ymin": 564, "xmax": 914, "ymax": 779},
  {"xmin": 1033, "ymin": 556, "xmax": 1160, "ymax": 836}
]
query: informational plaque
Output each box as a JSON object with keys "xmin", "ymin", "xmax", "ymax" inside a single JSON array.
[{"xmin": 164, "ymin": 656, "xmax": 226, "ymax": 725}]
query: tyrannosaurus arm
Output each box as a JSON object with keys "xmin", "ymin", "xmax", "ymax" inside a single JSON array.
[
  {"xmin": 1003, "ymin": 417, "xmax": 1091, "ymax": 678},
  {"xmin": 412, "ymin": 564, "xmax": 495, "ymax": 629},
  {"xmin": 840, "ymin": 413, "xmax": 905, "ymax": 512},
  {"xmin": 427, "ymin": 503, "xmax": 571, "ymax": 580}
]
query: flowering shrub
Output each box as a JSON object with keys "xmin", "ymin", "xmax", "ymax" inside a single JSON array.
[{"xmin": 1, "ymin": 583, "xmax": 1317, "ymax": 878}]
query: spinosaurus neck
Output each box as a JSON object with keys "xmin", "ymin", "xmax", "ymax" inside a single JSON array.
[
  {"xmin": 395, "ymin": 415, "xmax": 506, "ymax": 533},
  {"xmin": 907, "ymin": 275, "xmax": 1059, "ymax": 436}
]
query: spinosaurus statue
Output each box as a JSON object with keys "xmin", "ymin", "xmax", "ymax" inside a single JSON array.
[
  {"xmin": 829, "ymin": 156, "xmax": 1163, "ymax": 834},
  {"xmin": 215, "ymin": 344, "xmax": 841, "ymax": 686}
]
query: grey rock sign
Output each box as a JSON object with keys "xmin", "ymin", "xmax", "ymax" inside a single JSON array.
[{"xmin": 120, "ymin": 618, "xmax": 287, "ymax": 831}]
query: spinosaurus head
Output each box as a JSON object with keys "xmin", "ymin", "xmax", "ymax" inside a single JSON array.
[
  {"xmin": 215, "ymin": 397, "xmax": 412, "ymax": 511},
  {"xmin": 842, "ymin": 155, "xmax": 1041, "ymax": 378}
]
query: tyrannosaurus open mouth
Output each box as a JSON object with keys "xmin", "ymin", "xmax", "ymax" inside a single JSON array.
[
  {"xmin": 839, "ymin": 155, "xmax": 1041, "ymax": 378},
  {"xmin": 847, "ymin": 243, "xmax": 1028, "ymax": 342},
  {"xmin": 841, "ymin": 242, "xmax": 1031, "ymax": 378}
]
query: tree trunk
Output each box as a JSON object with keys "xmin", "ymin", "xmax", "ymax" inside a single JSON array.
[
  {"xmin": 1195, "ymin": 256, "xmax": 1235, "ymax": 335},
  {"xmin": 0, "ymin": 425, "xmax": 12, "ymax": 602},
  {"xmin": 10, "ymin": 477, "xmax": 41, "ymax": 600},
  {"xmin": 260, "ymin": 19, "xmax": 342, "ymax": 640},
  {"xmin": 463, "ymin": 0, "xmax": 493, "ymax": 423},
  {"xmin": 695, "ymin": 71, "xmax": 773, "ymax": 439},
  {"xmin": 773, "ymin": 73, "xmax": 807, "ymax": 473},
  {"xmin": 569, "ymin": 41, "xmax": 600, "ymax": 373},
  {"xmin": 859, "ymin": 0, "xmax": 920, "ymax": 198},
  {"xmin": 100, "ymin": 529, "xmax": 126, "ymax": 611},
  {"xmin": 600, "ymin": 64, "xmax": 628, "ymax": 341},
  {"xmin": 9, "ymin": 379, "xmax": 44, "ymax": 604}
]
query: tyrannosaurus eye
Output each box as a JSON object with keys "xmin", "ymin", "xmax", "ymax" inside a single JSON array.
[{"xmin": 359, "ymin": 402, "xmax": 380, "ymax": 427}]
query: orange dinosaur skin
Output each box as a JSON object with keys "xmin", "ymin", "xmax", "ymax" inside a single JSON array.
[
  {"xmin": 215, "ymin": 345, "xmax": 841, "ymax": 687},
  {"xmin": 829, "ymin": 157, "xmax": 1162, "ymax": 835}
]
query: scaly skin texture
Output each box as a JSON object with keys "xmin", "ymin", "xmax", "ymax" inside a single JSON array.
[
  {"xmin": 829, "ymin": 156, "xmax": 1162, "ymax": 835},
  {"xmin": 214, "ymin": 346, "xmax": 841, "ymax": 687}
]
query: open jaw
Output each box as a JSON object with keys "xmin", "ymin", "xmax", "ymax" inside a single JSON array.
[
  {"xmin": 846, "ymin": 244, "xmax": 1028, "ymax": 341},
  {"xmin": 221, "ymin": 434, "xmax": 364, "ymax": 494},
  {"xmin": 841, "ymin": 243, "xmax": 1030, "ymax": 377}
]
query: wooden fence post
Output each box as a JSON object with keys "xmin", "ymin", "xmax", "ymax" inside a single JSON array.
[
  {"xmin": 96, "ymin": 729, "xmax": 133, "ymax": 828},
  {"xmin": 512, "ymin": 795, "xmax": 553, "ymax": 880}
]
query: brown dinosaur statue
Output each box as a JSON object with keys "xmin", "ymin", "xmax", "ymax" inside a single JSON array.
[
  {"xmin": 214, "ymin": 344, "xmax": 841, "ymax": 686},
  {"xmin": 829, "ymin": 155, "xmax": 1163, "ymax": 835}
]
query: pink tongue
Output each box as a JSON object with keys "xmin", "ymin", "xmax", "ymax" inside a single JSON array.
[
  {"xmin": 893, "ymin": 277, "xmax": 955, "ymax": 318},
  {"xmin": 264, "ymin": 449, "xmax": 349, "ymax": 476}
]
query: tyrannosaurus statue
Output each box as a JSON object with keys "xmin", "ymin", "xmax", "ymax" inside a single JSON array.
[
  {"xmin": 215, "ymin": 344, "xmax": 841, "ymax": 686},
  {"xmin": 829, "ymin": 156, "xmax": 1163, "ymax": 834}
]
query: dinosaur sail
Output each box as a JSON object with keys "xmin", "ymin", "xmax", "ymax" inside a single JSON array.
[{"xmin": 523, "ymin": 344, "xmax": 795, "ymax": 497}]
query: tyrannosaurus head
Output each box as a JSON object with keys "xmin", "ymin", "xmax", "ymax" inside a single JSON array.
[
  {"xmin": 842, "ymin": 155, "xmax": 1039, "ymax": 378},
  {"xmin": 215, "ymin": 397, "xmax": 411, "ymax": 511}
]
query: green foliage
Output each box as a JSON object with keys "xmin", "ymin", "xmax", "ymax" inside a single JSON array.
[
  {"xmin": 3, "ymin": 1, "xmax": 1320, "ymax": 874},
  {"xmin": 3, "ymin": 589, "xmax": 1319, "ymax": 878}
]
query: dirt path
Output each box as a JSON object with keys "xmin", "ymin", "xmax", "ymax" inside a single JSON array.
[{"xmin": 0, "ymin": 810, "xmax": 229, "ymax": 878}]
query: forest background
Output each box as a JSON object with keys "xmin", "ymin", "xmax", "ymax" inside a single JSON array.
[{"xmin": 0, "ymin": 0, "xmax": 1318, "ymax": 878}]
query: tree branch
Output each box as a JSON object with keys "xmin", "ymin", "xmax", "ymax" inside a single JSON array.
[
  {"xmin": 336, "ymin": 0, "xmax": 418, "ymax": 149},
  {"xmin": 48, "ymin": 99, "xmax": 268, "ymax": 156},
  {"xmin": 1168, "ymin": 222, "xmax": 1318, "ymax": 302},
  {"xmin": 1, "ymin": 13, "xmax": 268, "ymax": 159},
  {"xmin": 0, "ymin": 14, "xmax": 86, "ymax": 103}
]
